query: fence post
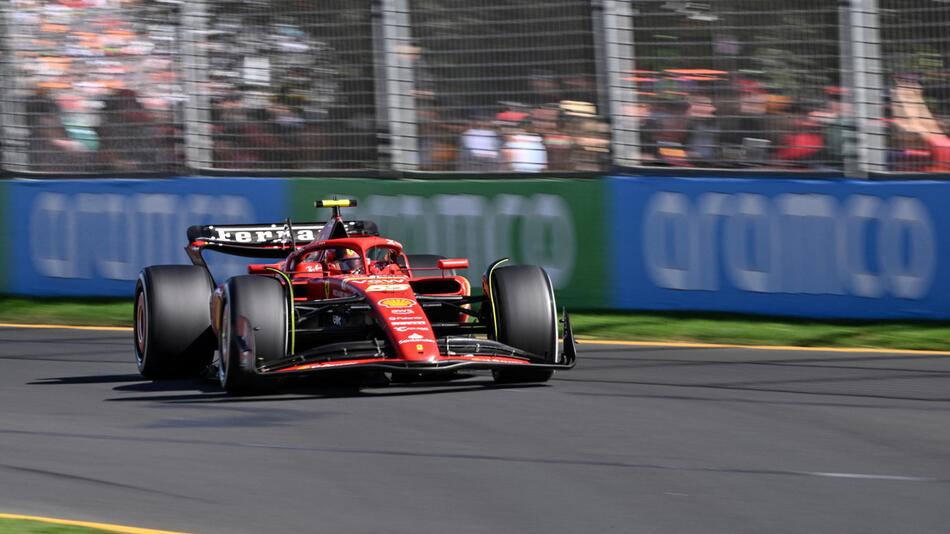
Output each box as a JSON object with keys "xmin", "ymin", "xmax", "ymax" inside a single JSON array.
[
  {"xmin": 842, "ymin": 0, "xmax": 886, "ymax": 177},
  {"xmin": 376, "ymin": 0, "xmax": 418, "ymax": 172},
  {"xmin": 0, "ymin": 5, "xmax": 27, "ymax": 172},
  {"xmin": 181, "ymin": 0, "xmax": 212, "ymax": 173},
  {"xmin": 598, "ymin": 0, "xmax": 639, "ymax": 168}
]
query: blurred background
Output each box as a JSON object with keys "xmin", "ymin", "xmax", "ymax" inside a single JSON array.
[
  {"xmin": 3, "ymin": 0, "xmax": 950, "ymax": 176},
  {"xmin": 4, "ymin": 0, "xmax": 950, "ymax": 321}
]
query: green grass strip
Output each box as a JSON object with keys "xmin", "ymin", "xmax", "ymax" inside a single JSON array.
[
  {"xmin": 570, "ymin": 311, "xmax": 950, "ymax": 351},
  {"xmin": 0, "ymin": 297, "xmax": 131, "ymax": 327},
  {"xmin": 1, "ymin": 297, "xmax": 950, "ymax": 352},
  {"xmin": 0, "ymin": 518, "xmax": 116, "ymax": 534}
]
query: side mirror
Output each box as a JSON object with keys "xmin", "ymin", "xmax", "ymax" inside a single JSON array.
[
  {"xmin": 295, "ymin": 262, "xmax": 324, "ymax": 275},
  {"xmin": 247, "ymin": 263, "xmax": 275, "ymax": 274},
  {"xmin": 437, "ymin": 258, "xmax": 469, "ymax": 270}
]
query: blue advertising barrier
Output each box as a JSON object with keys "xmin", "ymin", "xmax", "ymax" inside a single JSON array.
[
  {"xmin": 609, "ymin": 176, "xmax": 950, "ymax": 319},
  {"xmin": 7, "ymin": 178, "xmax": 289, "ymax": 297},
  {"xmin": 0, "ymin": 180, "xmax": 9, "ymax": 294}
]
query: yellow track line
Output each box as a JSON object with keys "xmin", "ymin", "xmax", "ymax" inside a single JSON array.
[
  {"xmin": 1, "ymin": 322, "xmax": 947, "ymax": 356},
  {"xmin": 0, "ymin": 323, "xmax": 132, "ymax": 332},
  {"xmin": 0, "ymin": 513, "xmax": 188, "ymax": 534},
  {"xmin": 577, "ymin": 338, "xmax": 950, "ymax": 356}
]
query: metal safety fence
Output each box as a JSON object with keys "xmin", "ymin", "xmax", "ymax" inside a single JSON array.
[
  {"xmin": 878, "ymin": 0, "xmax": 950, "ymax": 173},
  {"xmin": 404, "ymin": 0, "xmax": 604, "ymax": 173},
  {"xmin": 181, "ymin": 0, "xmax": 376, "ymax": 172},
  {"xmin": 608, "ymin": 0, "xmax": 843, "ymax": 171},
  {"xmin": 1, "ymin": 0, "xmax": 949, "ymax": 176},
  {"xmin": 2, "ymin": 0, "xmax": 182, "ymax": 174}
]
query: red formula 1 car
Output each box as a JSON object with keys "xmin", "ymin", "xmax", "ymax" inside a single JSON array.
[{"xmin": 133, "ymin": 199, "xmax": 576, "ymax": 394}]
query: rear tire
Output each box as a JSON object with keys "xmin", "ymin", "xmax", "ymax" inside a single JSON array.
[
  {"xmin": 488, "ymin": 265, "xmax": 558, "ymax": 384},
  {"xmin": 134, "ymin": 265, "xmax": 215, "ymax": 379},
  {"xmin": 218, "ymin": 275, "xmax": 288, "ymax": 395}
]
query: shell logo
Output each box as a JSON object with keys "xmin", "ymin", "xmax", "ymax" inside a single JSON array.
[{"xmin": 378, "ymin": 298, "xmax": 415, "ymax": 308}]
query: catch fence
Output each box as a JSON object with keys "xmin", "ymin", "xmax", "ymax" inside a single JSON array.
[{"xmin": 0, "ymin": 0, "xmax": 947, "ymax": 176}]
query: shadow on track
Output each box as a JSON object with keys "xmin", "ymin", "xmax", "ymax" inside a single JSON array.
[
  {"xmin": 100, "ymin": 376, "xmax": 545, "ymax": 404},
  {"xmin": 27, "ymin": 369, "xmax": 544, "ymax": 403},
  {"xmin": 569, "ymin": 391, "xmax": 950, "ymax": 411},
  {"xmin": 557, "ymin": 374, "xmax": 950, "ymax": 402},
  {"xmin": 30, "ymin": 373, "xmax": 146, "ymax": 385}
]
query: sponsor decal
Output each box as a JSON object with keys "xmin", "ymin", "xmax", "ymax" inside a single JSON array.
[
  {"xmin": 345, "ymin": 277, "xmax": 404, "ymax": 285},
  {"xmin": 378, "ymin": 297, "xmax": 414, "ymax": 308},
  {"xmin": 366, "ymin": 283, "xmax": 410, "ymax": 292},
  {"xmin": 394, "ymin": 326, "xmax": 429, "ymax": 333},
  {"xmin": 213, "ymin": 227, "xmax": 318, "ymax": 244},
  {"xmin": 390, "ymin": 308, "xmax": 415, "ymax": 315},
  {"xmin": 399, "ymin": 337, "xmax": 436, "ymax": 345},
  {"xmin": 15, "ymin": 179, "xmax": 287, "ymax": 296},
  {"xmin": 642, "ymin": 191, "xmax": 936, "ymax": 298},
  {"xmin": 407, "ymin": 332, "xmax": 423, "ymax": 340},
  {"xmin": 389, "ymin": 320, "xmax": 427, "ymax": 326}
]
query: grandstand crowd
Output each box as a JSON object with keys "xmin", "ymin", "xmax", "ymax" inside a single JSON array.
[{"xmin": 8, "ymin": 0, "xmax": 950, "ymax": 174}]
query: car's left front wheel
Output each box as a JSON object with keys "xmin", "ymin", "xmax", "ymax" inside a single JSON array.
[{"xmin": 134, "ymin": 265, "xmax": 215, "ymax": 379}]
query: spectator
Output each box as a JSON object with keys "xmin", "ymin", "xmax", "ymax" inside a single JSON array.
[
  {"xmin": 536, "ymin": 105, "xmax": 574, "ymax": 172},
  {"xmin": 809, "ymin": 87, "xmax": 850, "ymax": 169},
  {"xmin": 418, "ymin": 106, "xmax": 458, "ymax": 171},
  {"xmin": 96, "ymin": 89, "xmax": 164, "ymax": 172},
  {"xmin": 500, "ymin": 114, "xmax": 547, "ymax": 172},
  {"xmin": 560, "ymin": 101, "xmax": 608, "ymax": 171},
  {"xmin": 457, "ymin": 113, "xmax": 502, "ymax": 171},
  {"xmin": 25, "ymin": 88, "xmax": 89, "ymax": 172},
  {"xmin": 686, "ymin": 94, "xmax": 720, "ymax": 165},
  {"xmin": 717, "ymin": 80, "xmax": 769, "ymax": 166},
  {"xmin": 527, "ymin": 69, "xmax": 562, "ymax": 107},
  {"xmin": 642, "ymin": 97, "xmax": 691, "ymax": 166},
  {"xmin": 773, "ymin": 103, "xmax": 825, "ymax": 168},
  {"xmin": 212, "ymin": 95, "xmax": 257, "ymax": 169}
]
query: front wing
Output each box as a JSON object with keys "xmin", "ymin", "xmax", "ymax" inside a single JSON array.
[{"xmin": 237, "ymin": 312, "xmax": 578, "ymax": 378}]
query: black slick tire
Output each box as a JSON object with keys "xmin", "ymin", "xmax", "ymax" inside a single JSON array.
[
  {"xmin": 488, "ymin": 264, "xmax": 558, "ymax": 384},
  {"xmin": 134, "ymin": 265, "xmax": 215, "ymax": 379},
  {"xmin": 218, "ymin": 275, "xmax": 288, "ymax": 395}
]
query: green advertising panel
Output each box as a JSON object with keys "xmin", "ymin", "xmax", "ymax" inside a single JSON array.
[
  {"xmin": 0, "ymin": 180, "xmax": 8, "ymax": 293},
  {"xmin": 293, "ymin": 178, "xmax": 607, "ymax": 308}
]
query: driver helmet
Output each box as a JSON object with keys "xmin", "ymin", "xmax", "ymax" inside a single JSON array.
[{"xmin": 326, "ymin": 248, "xmax": 362, "ymax": 274}]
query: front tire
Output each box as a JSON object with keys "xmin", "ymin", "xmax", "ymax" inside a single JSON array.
[
  {"xmin": 218, "ymin": 275, "xmax": 288, "ymax": 395},
  {"xmin": 134, "ymin": 265, "xmax": 215, "ymax": 379},
  {"xmin": 487, "ymin": 264, "xmax": 558, "ymax": 384}
]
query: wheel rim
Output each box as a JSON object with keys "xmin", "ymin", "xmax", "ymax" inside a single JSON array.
[
  {"xmin": 134, "ymin": 291, "xmax": 147, "ymax": 362},
  {"xmin": 218, "ymin": 303, "xmax": 230, "ymax": 387}
]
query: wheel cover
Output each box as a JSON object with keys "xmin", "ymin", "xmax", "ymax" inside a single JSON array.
[
  {"xmin": 218, "ymin": 303, "xmax": 231, "ymax": 387},
  {"xmin": 134, "ymin": 291, "xmax": 147, "ymax": 363}
]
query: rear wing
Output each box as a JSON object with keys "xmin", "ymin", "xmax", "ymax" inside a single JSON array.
[{"xmin": 186, "ymin": 220, "xmax": 379, "ymax": 259}]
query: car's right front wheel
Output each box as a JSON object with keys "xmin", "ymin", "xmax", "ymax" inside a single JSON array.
[
  {"xmin": 487, "ymin": 264, "xmax": 558, "ymax": 384},
  {"xmin": 218, "ymin": 275, "xmax": 289, "ymax": 395}
]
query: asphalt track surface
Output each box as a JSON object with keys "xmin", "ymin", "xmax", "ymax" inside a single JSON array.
[{"xmin": 2, "ymin": 327, "xmax": 950, "ymax": 534}]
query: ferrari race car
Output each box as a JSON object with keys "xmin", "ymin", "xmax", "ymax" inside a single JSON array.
[{"xmin": 133, "ymin": 199, "xmax": 577, "ymax": 394}]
